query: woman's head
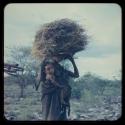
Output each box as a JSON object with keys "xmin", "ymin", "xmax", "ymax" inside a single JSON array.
[{"xmin": 45, "ymin": 63, "xmax": 54, "ymax": 75}]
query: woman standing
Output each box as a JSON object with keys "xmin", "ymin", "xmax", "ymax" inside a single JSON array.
[{"xmin": 36, "ymin": 54, "xmax": 79, "ymax": 120}]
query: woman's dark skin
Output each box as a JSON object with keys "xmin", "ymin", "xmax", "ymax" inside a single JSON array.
[{"xmin": 67, "ymin": 56, "xmax": 79, "ymax": 78}]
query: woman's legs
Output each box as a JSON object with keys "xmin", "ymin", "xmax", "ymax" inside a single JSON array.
[
  {"xmin": 58, "ymin": 105, "xmax": 67, "ymax": 120},
  {"xmin": 41, "ymin": 89, "xmax": 67, "ymax": 120},
  {"xmin": 42, "ymin": 95, "xmax": 52, "ymax": 120},
  {"xmin": 47, "ymin": 90, "xmax": 62, "ymax": 120}
]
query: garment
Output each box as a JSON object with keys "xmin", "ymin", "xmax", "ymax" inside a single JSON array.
[
  {"xmin": 41, "ymin": 81, "xmax": 62, "ymax": 120},
  {"xmin": 40, "ymin": 60, "xmax": 74, "ymax": 120}
]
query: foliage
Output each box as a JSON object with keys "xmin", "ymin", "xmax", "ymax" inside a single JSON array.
[
  {"xmin": 5, "ymin": 46, "xmax": 41, "ymax": 97},
  {"xmin": 70, "ymin": 72, "xmax": 121, "ymax": 104}
]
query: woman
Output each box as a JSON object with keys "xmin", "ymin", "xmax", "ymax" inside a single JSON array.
[{"xmin": 37, "ymin": 54, "xmax": 79, "ymax": 120}]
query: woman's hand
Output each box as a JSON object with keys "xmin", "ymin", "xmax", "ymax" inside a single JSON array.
[
  {"xmin": 63, "ymin": 54, "xmax": 74, "ymax": 61},
  {"xmin": 67, "ymin": 55, "xmax": 74, "ymax": 62}
]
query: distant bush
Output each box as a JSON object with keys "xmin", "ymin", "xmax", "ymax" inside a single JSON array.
[{"xmin": 70, "ymin": 72, "xmax": 121, "ymax": 104}]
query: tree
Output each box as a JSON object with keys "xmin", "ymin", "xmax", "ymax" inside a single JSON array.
[{"xmin": 5, "ymin": 46, "xmax": 40, "ymax": 98}]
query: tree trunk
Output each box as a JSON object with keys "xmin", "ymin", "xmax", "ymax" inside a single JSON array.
[{"xmin": 20, "ymin": 85, "xmax": 24, "ymax": 98}]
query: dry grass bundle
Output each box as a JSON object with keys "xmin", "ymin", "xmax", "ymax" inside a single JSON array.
[{"xmin": 32, "ymin": 18, "xmax": 88, "ymax": 60}]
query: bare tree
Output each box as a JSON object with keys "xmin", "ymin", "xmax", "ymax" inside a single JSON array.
[{"xmin": 5, "ymin": 46, "xmax": 40, "ymax": 98}]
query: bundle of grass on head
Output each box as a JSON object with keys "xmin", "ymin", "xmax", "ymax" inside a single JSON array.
[{"xmin": 32, "ymin": 18, "xmax": 89, "ymax": 61}]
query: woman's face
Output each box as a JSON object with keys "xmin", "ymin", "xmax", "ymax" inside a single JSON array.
[{"xmin": 45, "ymin": 64, "xmax": 54, "ymax": 74}]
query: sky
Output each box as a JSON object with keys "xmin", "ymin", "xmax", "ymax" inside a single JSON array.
[{"xmin": 4, "ymin": 3, "xmax": 122, "ymax": 80}]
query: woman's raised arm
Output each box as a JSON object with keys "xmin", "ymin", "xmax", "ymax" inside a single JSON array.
[{"xmin": 67, "ymin": 55, "xmax": 79, "ymax": 78}]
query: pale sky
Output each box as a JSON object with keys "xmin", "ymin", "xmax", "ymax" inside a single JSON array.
[{"xmin": 4, "ymin": 3, "xmax": 122, "ymax": 80}]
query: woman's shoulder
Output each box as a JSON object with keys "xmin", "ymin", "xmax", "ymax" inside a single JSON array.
[{"xmin": 55, "ymin": 63, "xmax": 65, "ymax": 71}]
